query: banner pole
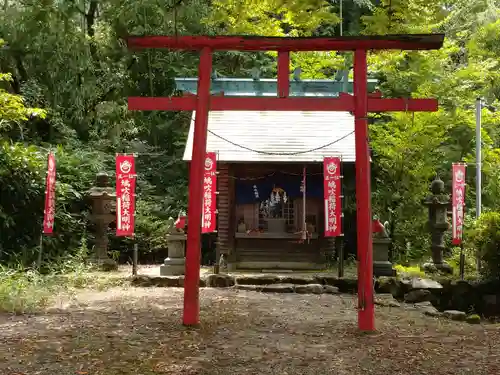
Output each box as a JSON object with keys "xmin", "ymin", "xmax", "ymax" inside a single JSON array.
[
  {"xmin": 338, "ymin": 153, "xmax": 344, "ymax": 278},
  {"xmin": 460, "ymin": 162, "xmax": 467, "ymax": 280},
  {"xmin": 459, "ymin": 244, "xmax": 465, "ymax": 280},
  {"xmin": 37, "ymin": 233, "xmax": 43, "ymax": 270}
]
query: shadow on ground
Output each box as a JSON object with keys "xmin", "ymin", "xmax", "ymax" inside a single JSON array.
[{"xmin": 0, "ymin": 288, "xmax": 498, "ymax": 375}]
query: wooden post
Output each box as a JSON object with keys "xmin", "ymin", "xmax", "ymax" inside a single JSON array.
[
  {"xmin": 183, "ymin": 47, "xmax": 212, "ymax": 326},
  {"xmin": 37, "ymin": 233, "xmax": 43, "ymax": 269},
  {"xmin": 354, "ymin": 49, "xmax": 375, "ymax": 331},
  {"xmin": 277, "ymin": 51, "xmax": 290, "ymax": 98},
  {"xmin": 132, "ymin": 243, "xmax": 138, "ymax": 276}
]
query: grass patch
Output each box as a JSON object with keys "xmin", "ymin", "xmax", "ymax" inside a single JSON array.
[
  {"xmin": 0, "ymin": 266, "xmax": 129, "ymax": 314},
  {"xmin": 0, "ymin": 266, "xmax": 54, "ymax": 314},
  {"xmin": 393, "ymin": 264, "xmax": 427, "ymax": 278},
  {"xmin": 0, "ymin": 243, "xmax": 130, "ymax": 314}
]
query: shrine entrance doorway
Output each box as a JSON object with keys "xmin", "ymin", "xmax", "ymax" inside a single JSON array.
[{"xmin": 127, "ymin": 34, "xmax": 444, "ymax": 331}]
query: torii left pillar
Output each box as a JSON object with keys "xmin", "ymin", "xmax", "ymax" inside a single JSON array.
[{"xmin": 183, "ymin": 47, "xmax": 212, "ymax": 325}]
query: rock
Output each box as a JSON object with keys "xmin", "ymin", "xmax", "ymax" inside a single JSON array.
[
  {"xmin": 423, "ymin": 308, "xmax": 442, "ymax": 317},
  {"xmin": 404, "ymin": 289, "xmax": 432, "ymax": 303},
  {"xmin": 414, "ymin": 301, "xmax": 441, "ymax": 317},
  {"xmin": 443, "ymin": 310, "xmax": 467, "ymax": 321},
  {"xmin": 410, "ymin": 278, "xmax": 443, "ymax": 290},
  {"xmin": 260, "ymin": 284, "xmax": 295, "ymax": 293},
  {"xmin": 422, "ymin": 262, "xmax": 453, "ymax": 274},
  {"xmin": 413, "ymin": 301, "xmax": 434, "ymax": 308},
  {"xmin": 335, "ymin": 278, "xmax": 358, "ymax": 293},
  {"xmin": 314, "ymin": 275, "xmax": 338, "ymax": 286},
  {"xmin": 235, "ymin": 284, "xmax": 262, "ymax": 292},
  {"xmin": 235, "ymin": 275, "xmax": 280, "ymax": 285},
  {"xmin": 130, "ymin": 275, "xmax": 208, "ymax": 288},
  {"xmin": 131, "ymin": 275, "xmax": 153, "ymax": 287},
  {"xmin": 131, "ymin": 275, "xmax": 183, "ymax": 287},
  {"xmin": 375, "ymin": 277, "xmax": 396, "ymax": 294},
  {"xmin": 205, "ymin": 274, "xmax": 235, "ymax": 288},
  {"xmin": 294, "ymin": 284, "xmax": 324, "ymax": 294},
  {"xmin": 466, "ymin": 314, "xmax": 481, "ymax": 324},
  {"xmin": 375, "ymin": 295, "xmax": 400, "ymax": 307},
  {"xmin": 422, "ymin": 262, "xmax": 438, "ymax": 273},
  {"xmin": 279, "ymin": 276, "xmax": 315, "ymax": 285},
  {"xmin": 323, "ymin": 285, "xmax": 340, "ymax": 295}
]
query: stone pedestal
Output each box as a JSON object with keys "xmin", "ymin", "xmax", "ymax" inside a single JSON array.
[
  {"xmin": 160, "ymin": 233, "xmax": 186, "ymax": 276},
  {"xmin": 373, "ymin": 238, "xmax": 395, "ymax": 277}
]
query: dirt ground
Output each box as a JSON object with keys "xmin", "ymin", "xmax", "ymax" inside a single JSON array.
[{"xmin": 1, "ymin": 287, "xmax": 499, "ymax": 375}]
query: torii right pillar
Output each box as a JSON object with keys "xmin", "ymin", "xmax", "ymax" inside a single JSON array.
[{"xmin": 353, "ymin": 49, "xmax": 373, "ymax": 330}]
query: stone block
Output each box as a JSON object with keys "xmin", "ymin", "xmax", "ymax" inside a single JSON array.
[
  {"xmin": 205, "ymin": 274, "xmax": 235, "ymax": 288},
  {"xmin": 404, "ymin": 289, "xmax": 432, "ymax": 303},
  {"xmin": 235, "ymin": 275, "xmax": 280, "ymax": 285},
  {"xmin": 294, "ymin": 284, "xmax": 324, "ymax": 294},
  {"xmin": 314, "ymin": 275, "xmax": 338, "ymax": 286},
  {"xmin": 279, "ymin": 276, "xmax": 315, "ymax": 285},
  {"xmin": 375, "ymin": 295, "xmax": 400, "ymax": 307},
  {"xmin": 443, "ymin": 310, "xmax": 467, "ymax": 321},
  {"xmin": 323, "ymin": 285, "xmax": 341, "ymax": 294},
  {"xmin": 260, "ymin": 284, "xmax": 295, "ymax": 293},
  {"xmin": 235, "ymin": 284, "xmax": 262, "ymax": 292}
]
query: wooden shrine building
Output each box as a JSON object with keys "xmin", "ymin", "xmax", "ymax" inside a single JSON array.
[{"xmin": 180, "ymin": 73, "xmax": 377, "ymax": 270}]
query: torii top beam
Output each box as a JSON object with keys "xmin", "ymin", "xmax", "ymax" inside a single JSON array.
[{"xmin": 127, "ymin": 34, "xmax": 445, "ymax": 52}]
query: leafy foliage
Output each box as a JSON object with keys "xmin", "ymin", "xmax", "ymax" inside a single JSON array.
[
  {"xmin": 467, "ymin": 212, "xmax": 500, "ymax": 280},
  {"xmin": 0, "ymin": 0, "xmax": 499, "ymax": 270}
]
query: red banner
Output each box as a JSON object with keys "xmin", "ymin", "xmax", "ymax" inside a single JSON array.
[
  {"xmin": 323, "ymin": 157, "xmax": 342, "ymax": 237},
  {"xmin": 202, "ymin": 152, "xmax": 217, "ymax": 233},
  {"xmin": 42, "ymin": 152, "xmax": 56, "ymax": 234},
  {"xmin": 452, "ymin": 163, "xmax": 466, "ymax": 245},
  {"xmin": 116, "ymin": 154, "xmax": 136, "ymax": 237}
]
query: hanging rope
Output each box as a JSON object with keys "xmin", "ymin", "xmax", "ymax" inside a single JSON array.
[{"xmin": 207, "ymin": 129, "xmax": 354, "ymax": 156}]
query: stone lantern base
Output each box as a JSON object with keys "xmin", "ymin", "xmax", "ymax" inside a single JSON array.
[
  {"xmin": 160, "ymin": 233, "xmax": 186, "ymax": 276},
  {"xmin": 373, "ymin": 238, "xmax": 395, "ymax": 277},
  {"xmin": 160, "ymin": 257, "xmax": 185, "ymax": 276},
  {"xmin": 92, "ymin": 257, "xmax": 118, "ymax": 271}
]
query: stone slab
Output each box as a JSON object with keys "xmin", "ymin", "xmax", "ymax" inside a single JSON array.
[{"xmin": 294, "ymin": 284, "xmax": 324, "ymax": 294}]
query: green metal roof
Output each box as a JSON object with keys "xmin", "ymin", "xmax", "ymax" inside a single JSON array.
[{"xmin": 174, "ymin": 76, "xmax": 377, "ymax": 97}]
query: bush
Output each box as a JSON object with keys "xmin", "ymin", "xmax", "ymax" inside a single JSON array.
[
  {"xmin": 0, "ymin": 142, "xmax": 106, "ymax": 265},
  {"xmin": 445, "ymin": 246, "xmax": 477, "ymax": 277},
  {"xmin": 393, "ymin": 264, "xmax": 426, "ymax": 278},
  {"xmin": 0, "ymin": 265, "xmax": 53, "ymax": 314},
  {"xmin": 467, "ymin": 212, "xmax": 500, "ymax": 280}
]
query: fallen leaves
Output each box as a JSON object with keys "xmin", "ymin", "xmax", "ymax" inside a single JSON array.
[{"xmin": 0, "ymin": 287, "xmax": 498, "ymax": 374}]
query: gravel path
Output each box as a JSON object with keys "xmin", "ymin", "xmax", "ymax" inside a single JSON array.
[{"xmin": 0, "ymin": 287, "xmax": 499, "ymax": 374}]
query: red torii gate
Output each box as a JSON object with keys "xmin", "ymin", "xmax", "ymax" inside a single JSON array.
[{"xmin": 127, "ymin": 34, "xmax": 444, "ymax": 332}]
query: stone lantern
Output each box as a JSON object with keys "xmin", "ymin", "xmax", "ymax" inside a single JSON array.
[
  {"xmin": 160, "ymin": 217, "xmax": 187, "ymax": 276},
  {"xmin": 422, "ymin": 176, "xmax": 452, "ymax": 273},
  {"xmin": 87, "ymin": 172, "xmax": 118, "ymax": 271}
]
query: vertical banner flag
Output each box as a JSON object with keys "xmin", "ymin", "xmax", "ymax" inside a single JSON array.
[
  {"xmin": 116, "ymin": 154, "xmax": 136, "ymax": 237},
  {"xmin": 42, "ymin": 152, "xmax": 57, "ymax": 234},
  {"xmin": 452, "ymin": 163, "xmax": 466, "ymax": 245},
  {"xmin": 323, "ymin": 157, "xmax": 342, "ymax": 237},
  {"xmin": 202, "ymin": 152, "xmax": 217, "ymax": 233}
]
